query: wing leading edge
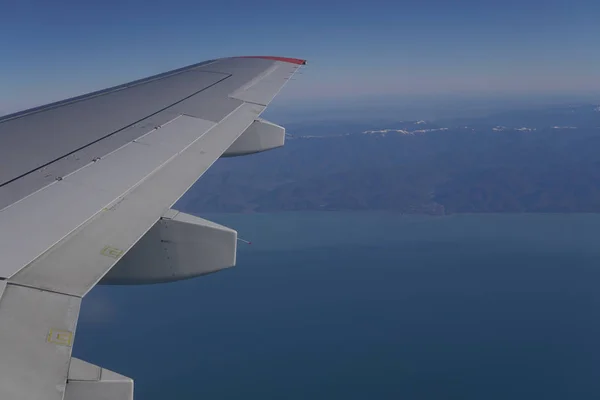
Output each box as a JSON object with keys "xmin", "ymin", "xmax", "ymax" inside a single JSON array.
[{"xmin": 0, "ymin": 55, "xmax": 305, "ymax": 399}]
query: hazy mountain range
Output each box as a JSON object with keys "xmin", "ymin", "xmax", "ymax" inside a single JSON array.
[{"xmin": 177, "ymin": 104, "xmax": 600, "ymax": 215}]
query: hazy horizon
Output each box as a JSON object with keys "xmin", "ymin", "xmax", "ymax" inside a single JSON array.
[
  {"xmin": 4, "ymin": 89, "xmax": 600, "ymax": 124},
  {"xmin": 2, "ymin": 0, "xmax": 600, "ymax": 116},
  {"xmin": 263, "ymin": 91, "xmax": 600, "ymax": 124}
]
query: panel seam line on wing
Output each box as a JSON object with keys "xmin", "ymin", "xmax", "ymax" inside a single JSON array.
[
  {"xmin": 0, "ymin": 115, "xmax": 187, "ymax": 213},
  {"xmin": 0, "ymin": 74, "xmax": 232, "ymax": 189},
  {"xmin": 0, "ymin": 59, "xmax": 223, "ymax": 124},
  {"xmin": 6, "ymin": 281, "xmax": 83, "ymax": 299}
]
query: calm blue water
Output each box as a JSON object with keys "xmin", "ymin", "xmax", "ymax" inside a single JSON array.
[{"xmin": 74, "ymin": 213, "xmax": 600, "ymax": 399}]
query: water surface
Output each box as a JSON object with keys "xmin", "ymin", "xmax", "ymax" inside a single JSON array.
[{"xmin": 75, "ymin": 213, "xmax": 600, "ymax": 399}]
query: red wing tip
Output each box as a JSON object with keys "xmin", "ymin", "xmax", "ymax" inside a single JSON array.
[{"xmin": 238, "ymin": 56, "xmax": 306, "ymax": 65}]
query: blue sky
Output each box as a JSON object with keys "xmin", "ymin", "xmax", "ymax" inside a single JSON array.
[{"xmin": 1, "ymin": 0, "xmax": 599, "ymax": 115}]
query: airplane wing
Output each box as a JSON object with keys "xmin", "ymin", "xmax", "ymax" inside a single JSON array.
[{"xmin": 0, "ymin": 55, "xmax": 306, "ymax": 400}]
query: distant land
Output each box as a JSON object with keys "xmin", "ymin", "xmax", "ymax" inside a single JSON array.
[{"xmin": 177, "ymin": 104, "xmax": 600, "ymax": 215}]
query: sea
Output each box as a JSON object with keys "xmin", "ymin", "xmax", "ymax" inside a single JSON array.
[{"xmin": 73, "ymin": 212, "xmax": 600, "ymax": 399}]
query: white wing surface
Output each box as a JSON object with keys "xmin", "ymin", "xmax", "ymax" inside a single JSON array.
[{"xmin": 0, "ymin": 55, "xmax": 306, "ymax": 400}]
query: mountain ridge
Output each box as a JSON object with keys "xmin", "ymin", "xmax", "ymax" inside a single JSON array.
[{"xmin": 177, "ymin": 104, "xmax": 600, "ymax": 215}]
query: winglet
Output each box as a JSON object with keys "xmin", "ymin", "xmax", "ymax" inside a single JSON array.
[{"xmin": 238, "ymin": 56, "xmax": 307, "ymax": 65}]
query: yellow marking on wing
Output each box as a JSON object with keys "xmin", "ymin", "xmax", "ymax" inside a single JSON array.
[
  {"xmin": 101, "ymin": 245, "xmax": 124, "ymax": 259},
  {"xmin": 47, "ymin": 329, "xmax": 73, "ymax": 347}
]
